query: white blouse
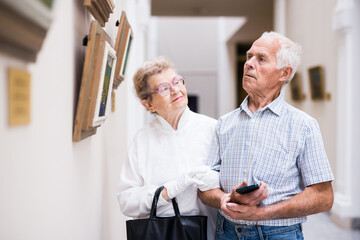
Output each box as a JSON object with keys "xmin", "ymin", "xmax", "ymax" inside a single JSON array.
[{"xmin": 117, "ymin": 107, "xmax": 219, "ymax": 239}]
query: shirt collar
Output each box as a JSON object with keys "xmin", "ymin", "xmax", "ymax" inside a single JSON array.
[{"xmin": 239, "ymin": 94, "xmax": 285, "ymax": 117}]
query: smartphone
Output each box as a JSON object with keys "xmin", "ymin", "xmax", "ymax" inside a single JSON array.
[{"xmin": 236, "ymin": 184, "xmax": 259, "ymax": 194}]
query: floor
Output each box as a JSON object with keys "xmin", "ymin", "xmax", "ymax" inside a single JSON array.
[{"xmin": 303, "ymin": 212, "xmax": 360, "ymax": 240}]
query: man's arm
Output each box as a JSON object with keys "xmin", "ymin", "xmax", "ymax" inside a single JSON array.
[
  {"xmin": 223, "ymin": 181, "xmax": 333, "ymax": 220},
  {"xmin": 198, "ymin": 181, "xmax": 269, "ymax": 209},
  {"xmin": 198, "ymin": 188, "xmax": 225, "ymax": 209}
]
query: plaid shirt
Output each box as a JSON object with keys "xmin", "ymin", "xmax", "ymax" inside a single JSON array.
[{"xmin": 207, "ymin": 95, "xmax": 334, "ymax": 226}]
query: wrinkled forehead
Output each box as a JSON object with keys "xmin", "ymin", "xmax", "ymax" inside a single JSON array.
[
  {"xmin": 148, "ymin": 68, "xmax": 177, "ymax": 86},
  {"xmin": 248, "ymin": 37, "xmax": 281, "ymax": 56}
]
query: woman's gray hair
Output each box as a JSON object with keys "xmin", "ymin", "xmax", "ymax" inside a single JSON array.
[
  {"xmin": 133, "ymin": 56, "xmax": 176, "ymax": 101},
  {"xmin": 261, "ymin": 31, "xmax": 302, "ymax": 84}
]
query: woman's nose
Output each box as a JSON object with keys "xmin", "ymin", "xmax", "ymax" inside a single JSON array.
[{"xmin": 170, "ymin": 85, "xmax": 179, "ymax": 94}]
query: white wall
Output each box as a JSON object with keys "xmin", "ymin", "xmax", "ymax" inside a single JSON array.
[
  {"xmin": 0, "ymin": 0, "xmax": 149, "ymax": 239},
  {"xmin": 331, "ymin": 0, "xmax": 360, "ymax": 226},
  {"xmin": 154, "ymin": 17, "xmax": 245, "ymax": 118},
  {"xmin": 155, "ymin": 17, "xmax": 219, "ymax": 118},
  {"xmin": 284, "ymin": 0, "xmax": 338, "ymax": 178}
]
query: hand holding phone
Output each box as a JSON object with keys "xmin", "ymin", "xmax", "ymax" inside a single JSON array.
[{"xmin": 236, "ymin": 183, "xmax": 259, "ymax": 194}]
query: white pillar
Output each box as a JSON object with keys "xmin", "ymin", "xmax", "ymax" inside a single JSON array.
[
  {"xmin": 332, "ymin": 0, "xmax": 360, "ymax": 229},
  {"xmin": 274, "ymin": 0, "xmax": 286, "ymax": 34}
]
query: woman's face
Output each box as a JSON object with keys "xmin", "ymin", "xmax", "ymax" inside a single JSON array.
[{"xmin": 141, "ymin": 68, "xmax": 188, "ymax": 118}]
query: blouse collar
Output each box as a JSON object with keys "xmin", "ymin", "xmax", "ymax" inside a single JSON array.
[{"xmin": 156, "ymin": 107, "xmax": 191, "ymax": 131}]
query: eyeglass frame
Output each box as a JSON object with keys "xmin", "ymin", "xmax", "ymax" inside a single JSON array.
[{"xmin": 149, "ymin": 75, "xmax": 186, "ymax": 97}]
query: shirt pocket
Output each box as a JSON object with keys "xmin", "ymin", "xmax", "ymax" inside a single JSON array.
[{"xmin": 252, "ymin": 146, "xmax": 288, "ymax": 188}]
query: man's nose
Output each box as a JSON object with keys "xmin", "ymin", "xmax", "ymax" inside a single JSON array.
[{"xmin": 245, "ymin": 57, "xmax": 255, "ymax": 69}]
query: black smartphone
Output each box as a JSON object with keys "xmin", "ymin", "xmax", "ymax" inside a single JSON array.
[{"xmin": 236, "ymin": 184, "xmax": 259, "ymax": 194}]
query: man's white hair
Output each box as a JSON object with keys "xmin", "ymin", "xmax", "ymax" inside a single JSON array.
[{"xmin": 260, "ymin": 31, "xmax": 302, "ymax": 84}]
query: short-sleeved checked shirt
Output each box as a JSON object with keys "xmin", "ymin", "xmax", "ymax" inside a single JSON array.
[{"xmin": 207, "ymin": 95, "xmax": 334, "ymax": 226}]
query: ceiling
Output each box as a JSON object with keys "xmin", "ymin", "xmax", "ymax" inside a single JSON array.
[{"xmin": 151, "ymin": 0, "xmax": 274, "ymax": 44}]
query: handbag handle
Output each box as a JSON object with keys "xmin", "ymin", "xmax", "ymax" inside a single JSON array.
[{"xmin": 150, "ymin": 186, "xmax": 181, "ymax": 219}]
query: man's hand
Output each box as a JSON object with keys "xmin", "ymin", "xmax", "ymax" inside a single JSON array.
[
  {"xmin": 221, "ymin": 196, "xmax": 261, "ymax": 220},
  {"xmin": 229, "ymin": 180, "xmax": 268, "ymax": 205},
  {"xmin": 220, "ymin": 181, "xmax": 333, "ymax": 221}
]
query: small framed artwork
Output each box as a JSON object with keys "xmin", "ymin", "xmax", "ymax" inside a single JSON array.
[
  {"xmin": 308, "ymin": 66, "xmax": 325, "ymax": 100},
  {"xmin": 289, "ymin": 73, "xmax": 305, "ymax": 101},
  {"xmin": 113, "ymin": 11, "xmax": 133, "ymax": 89},
  {"xmin": 0, "ymin": 0, "xmax": 55, "ymax": 62},
  {"xmin": 92, "ymin": 41, "xmax": 117, "ymax": 127},
  {"xmin": 73, "ymin": 20, "xmax": 112, "ymax": 142},
  {"xmin": 84, "ymin": 0, "xmax": 115, "ymax": 27}
]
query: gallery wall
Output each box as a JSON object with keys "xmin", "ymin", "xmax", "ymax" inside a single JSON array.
[
  {"xmin": 0, "ymin": 0, "xmax": 150, "ymax": 239},
  {"xmin": 283, "ymin": 0, "xmax": 338, "ymax": 181}
]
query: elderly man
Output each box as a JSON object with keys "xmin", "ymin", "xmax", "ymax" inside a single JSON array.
[{"xmin": 199, "ymin": 32, "xmax": 334, "ymax": 240}]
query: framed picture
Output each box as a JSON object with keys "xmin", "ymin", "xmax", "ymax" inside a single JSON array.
[
  {"xmin": 73, "ymin": 20, "xmax": 112, "ymax": 142},
  {"xmin": 308, "ymin": 66, "xmax": 325, "ymax": 100},
  {"xmin": 84, "ymin": 0, "xmax": 114, "ymax": 27},
  {"xmin": 0, "ymin": 0, "xmax": 55, "ymax": 62},
  {"xmin": 289, "ymin": 73, "xmax": 305, "ymax": 101},
  {"xmin": 92, "ymin": 41, "xmax": 116, "ymax": 127},
  {"xmin": 113, "ymin": 11, "xmax": 133, "ymax": 89}
]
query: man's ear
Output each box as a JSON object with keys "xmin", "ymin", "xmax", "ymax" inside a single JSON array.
[
  {"xmin": 280, "ymin": 66, "xmax": 293, "ymax": 83},
  {"xmin": 141, "ymin": 99, "xmax": 156, "ymax": 113}
]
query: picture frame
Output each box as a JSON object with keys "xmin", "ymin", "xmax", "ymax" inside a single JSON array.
[
  {"xmin": 73, "ymin": 20, "xmax": 112, "ymax": 142},
  {"xmin": 84, "ymin": 0, "xmax": 115, "ymax": 27},
  {"xmin": 92, "ymin": 41, "xmax": 116, "ymax": 127},
  {"xmin": 113, "ymin": 11, "xmax": 133, "ymax": 89},
  {"xmin": 0, "ymin": 0, "xmax": 55, "ymax": 62},
  {"xmin": 289, "ymin": 73, "xmax": 305, "ymax": 101},
  {"xmin": 308, "ymin": 66, "xmax": 325, "ymax": 100}
]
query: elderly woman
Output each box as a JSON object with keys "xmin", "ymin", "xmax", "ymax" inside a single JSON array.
[{"xmin": 117, "ymin": 56, "xmax": 219, "ymax": 239}]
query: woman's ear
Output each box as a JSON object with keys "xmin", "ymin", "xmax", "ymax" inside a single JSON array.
[
  {"xmin": 280, "ymin": 66, "xmax": 293, "ymax": 82},
  {"xmin": 141, "ymin": 99, "xmax": 156, "ymax": 113}
]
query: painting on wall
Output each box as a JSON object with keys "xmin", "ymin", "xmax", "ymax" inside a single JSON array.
[
  {"xmin": 73, "ymin": 20, "xmax": 114, "ymax": 142},
  {"xmin": 92, "ymin": 41, "xmax": 116, "ymax": 127},
  {"xmin": 290, "ymin": 73, "xmax": 305, "ymax": 101},
  {"xmin": 0, "ymin": 0, "xmax": 55, "ymax": 62},
  {"xmin": 113, "ymin": 11, "xmax": 133, "ymax": 89},
  {"xmin": 84, "ymin": 0, "xmax": 115, "ymax": 27},
  {"xmin": 308, "ymin": 66, "xmax": 325, "ymax": 100}
]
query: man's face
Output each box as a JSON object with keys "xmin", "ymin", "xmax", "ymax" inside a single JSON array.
[{"xmin": 242, "ymin": 37, "xmax": 283, "ymax": 96}]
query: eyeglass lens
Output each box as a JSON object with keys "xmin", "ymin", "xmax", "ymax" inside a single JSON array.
[{"xmin": 158, "ymin": 76, "xmax": 185, "ymax": 96}]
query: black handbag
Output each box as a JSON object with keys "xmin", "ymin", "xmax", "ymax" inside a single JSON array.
[{"xmin": 126, "ymin": 186, "xmax": 207, "ymax": 240}]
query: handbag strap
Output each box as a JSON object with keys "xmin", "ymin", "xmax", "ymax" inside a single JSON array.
[{"xmin": 150, "ymin": 186, "xmax": 181, "ymax": 218}]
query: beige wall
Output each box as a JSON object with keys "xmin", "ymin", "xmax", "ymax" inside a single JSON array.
[{"xmin": 284, "ymin": 0, "xmax": 338, "ymax": 180}]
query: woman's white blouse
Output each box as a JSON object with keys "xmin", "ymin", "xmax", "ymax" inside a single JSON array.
[{"xmin": 117, "ymin": 108, "xmax": 218, "ymax": 239}]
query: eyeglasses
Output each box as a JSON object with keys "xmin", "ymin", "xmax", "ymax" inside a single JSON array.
[{"xmin": 150, "ymin": 75, "xmax": 186, "ymax": 97}]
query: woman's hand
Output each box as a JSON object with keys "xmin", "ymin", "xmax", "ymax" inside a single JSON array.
[{"xmin": 163, "ymin": 166, "xmax": 209, "ymax": 199}]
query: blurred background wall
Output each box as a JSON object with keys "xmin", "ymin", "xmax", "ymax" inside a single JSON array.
[{"xmin": 0, "ymin": 0, "xmax": 359, "ymax": 239}]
